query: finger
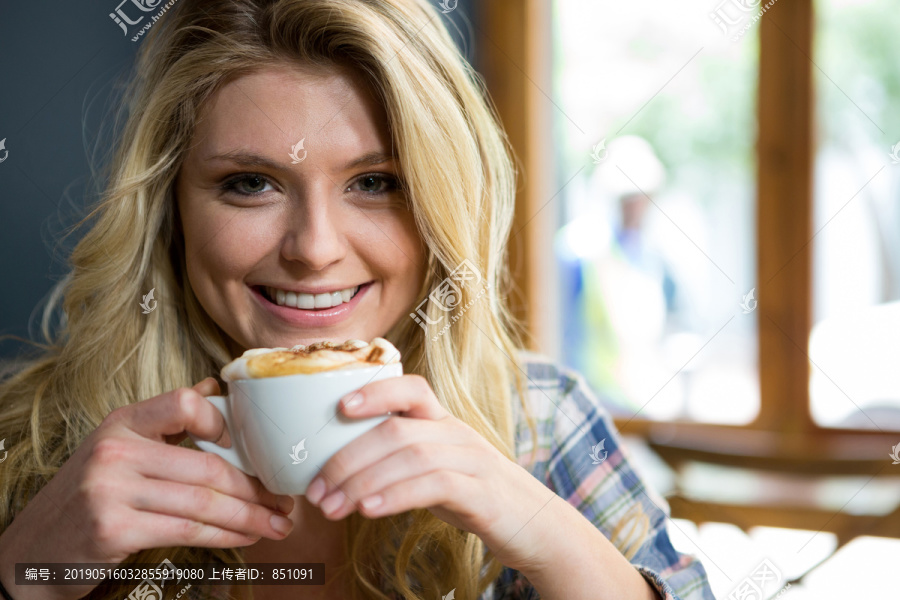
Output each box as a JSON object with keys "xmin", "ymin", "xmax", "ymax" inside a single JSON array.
[
  {"xmin": 335, "ymin": 443, "xmax": 484, "ymax": 503},
  {"xmin": 192, "ymin": 377, "xmax": 229, "ymax": 447},
  {"xmin": 193, "ymin": 377, "xmax": 221, "ymax": 397},
  {"xmin": 354, "ymin": 471, "xmax": 475, "ymax": 519},
  {"xmin": 127, "ymin": 439, "xmax": 294, "ymax": 514},
  {"xmin": 320, "ymin": 417, "xmax": 474, "ymax": 490},
  {"xmin": 126, "ymin": 510, "xmax": 265, "ymax": 549},
  {"xmin": 165, "ymin": 378, "xmax": 229, "ymax": 447},
  {"xmin": 127, "ymin": 479, "xmax": 293, "ymax": 541},
  {"xmin": 119, "ymin": 385, "xmax": 230, "ymax": 448},
  {"xmin": 315, "ymin": 444, "xmax": 484, "ymax": 520},
  {"xmin": 339, "ymin": 375, "xmax": 449, "ymax": 421},
  {"xmin": 315, "ymin": 417, "xmax": 473, "ymax": 501}
]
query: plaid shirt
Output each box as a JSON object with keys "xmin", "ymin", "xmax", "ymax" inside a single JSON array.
[{"xmin": 475, "ymin": 350, "xmax": 715, "ymax": 600}]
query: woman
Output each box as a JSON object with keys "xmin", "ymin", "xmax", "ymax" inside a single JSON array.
[{"xmin": 0, "ymin": 1, "xmax": 715, "ymax": 599}]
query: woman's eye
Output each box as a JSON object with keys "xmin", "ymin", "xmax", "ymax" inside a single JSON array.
[
  {"xmin": 220, "ymin": 173, "xmax": 398, "ymax": 196},
  {"xmin": 222, "ymin": 174, "xmax": 274, "ymax": 196},
  {"xmin": 350, "ymin": 174, "xmax": 401, "ymax": 194}
]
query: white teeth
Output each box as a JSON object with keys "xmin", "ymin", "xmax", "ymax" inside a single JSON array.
[
  {"xmin": 265, "ymin": 285, "xmax": 360, "ymax": 310},
  {"xmin": 314, "ymin": 293, "xmax": 331, "ymax": 309}
]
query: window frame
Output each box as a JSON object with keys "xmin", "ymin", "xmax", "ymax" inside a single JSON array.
[{"xmin": 476, "ymin": 0, "xmax": 896, "ymax": 537}]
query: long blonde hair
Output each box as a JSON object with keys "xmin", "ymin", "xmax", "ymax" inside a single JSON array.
[{"xmin": 0, "ymin": 1, "xmax": 537, "ymax": 599}]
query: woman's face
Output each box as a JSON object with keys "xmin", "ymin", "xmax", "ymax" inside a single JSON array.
[{"xmin": 175, "ymin": 64, "xmax": 425, "ymax": 354}]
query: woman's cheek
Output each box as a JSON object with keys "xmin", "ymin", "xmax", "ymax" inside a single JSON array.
[
  {"xmin": 354, "ymin": 205, "xmax": 422, "ymax": 259},
  {"xmin": 184, "ymin": 212, "xmax": 272, "ymax": 304},
  {"xmin": 204, "ymin": 209, "xmax": 283, "ymax": 267}
]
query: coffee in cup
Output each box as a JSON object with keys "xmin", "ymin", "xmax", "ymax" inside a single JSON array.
[
  {"xmin": 221, "ymin": 337, "xmax": 400, "ymax": 378},
  {"xmin": 189, "ymin": 337, "xmax": 402, "ymax": 495}
]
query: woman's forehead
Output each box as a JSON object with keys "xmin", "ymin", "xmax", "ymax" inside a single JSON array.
[{"xmin": 189, "ymin": 64, "xmax": 391, "ymax": 165}]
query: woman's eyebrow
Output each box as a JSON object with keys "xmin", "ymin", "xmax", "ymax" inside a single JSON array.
[
  {"xmin": 343, "ymin": 151, "xmax": 395, "ymax": 170},
  {"xmin": 204, "ymin": 151, "xmax": 285, "ymax": 170},
  {"xmin": 203, "ymin": 150, "xmax": 395, "ymax": 171}
]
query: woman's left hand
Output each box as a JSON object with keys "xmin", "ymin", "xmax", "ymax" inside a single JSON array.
[{"xmin": 305, "ymin": 374, "xmax": 557, "ymax": 572}]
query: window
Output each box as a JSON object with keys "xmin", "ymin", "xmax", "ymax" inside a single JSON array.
[
  {"xmin": 552, "ymin": 0, "xmax": 759, "ymax": 425},
  {"xmin": 475, "ymin": 0, "xmax": 898, "ymax": 545},
  {"xmin": 810, "ymin": 0, "xmax": 900, "ymax": 431}
]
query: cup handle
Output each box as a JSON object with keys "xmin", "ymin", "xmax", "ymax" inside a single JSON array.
[{"xmin": 187, "ymin": 395, "xmax": 257, "ymax": 477}]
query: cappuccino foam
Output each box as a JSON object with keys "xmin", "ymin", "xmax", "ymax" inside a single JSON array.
[{"xmin": 221, "ymin": 337, "xmax": 400, "ymax": 381}]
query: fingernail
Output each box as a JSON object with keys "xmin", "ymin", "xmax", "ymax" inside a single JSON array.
[
  {"xmin": 342, "ymin": 393, "xmax": 363, "ymax": 410},
  {"xmin": 320, "ymin": 490, "xmax": 345, "ymax": 515},
  {"xmin": 360, "ymin": 495, "xmax": 382, "ymax": 510},
  {"xmin": 306, "ymin": 477, "xmax": 326, "ymax": 505},
  {"xmin": 270, "ymin": 514, "xmax": 293, "ymax": 536}
]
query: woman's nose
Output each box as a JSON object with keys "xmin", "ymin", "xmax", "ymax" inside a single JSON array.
[{"xmin": 280, "ymin": 196, "xmax": 347, "ymax": 271}]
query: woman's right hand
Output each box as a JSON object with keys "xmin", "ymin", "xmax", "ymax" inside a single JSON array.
[{"xmin": 0, "ymin": 377, "xmax": 295, "ymax": 600}]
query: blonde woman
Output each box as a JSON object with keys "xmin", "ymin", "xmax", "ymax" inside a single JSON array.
[{"xmin": 0, "ymin": 1, "xmax": 714, "ymax": 600}]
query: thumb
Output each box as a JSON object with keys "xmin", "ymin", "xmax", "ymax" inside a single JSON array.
[
  {"xmin": 192, "ymin": 376, "xmax": 222, "ymax": 397},
  {"xmin": 168, "ymin": 377, "xmax": 229, "ymax": 448},
  {"xmin": 162, "ymin": 377, "xmax": 222, "ymax": 446}
]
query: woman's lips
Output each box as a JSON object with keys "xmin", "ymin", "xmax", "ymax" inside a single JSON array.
[{"xmin": 251, "ymin": 281, "xmax": 372, "ymax": 327}]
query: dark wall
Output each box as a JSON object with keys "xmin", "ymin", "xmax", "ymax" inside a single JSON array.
[
  {"xmin": 0, "ymin": 0, "xmax": 476, "ymax": 361},
  {"xmin": 0, "ymin": 1, "xmax": 140, "ymax": 360}
]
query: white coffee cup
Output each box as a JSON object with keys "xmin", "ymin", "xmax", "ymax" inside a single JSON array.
[{"xmin": 188, "ymin": 362, "xmax": 402, "ymax": 495}]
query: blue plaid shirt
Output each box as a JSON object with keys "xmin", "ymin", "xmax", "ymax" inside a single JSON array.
[{"xmin": 477, "ymin": 351, "xmax": 715, "ymax": 600}]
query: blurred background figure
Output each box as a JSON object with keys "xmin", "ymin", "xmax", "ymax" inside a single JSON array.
[
  {"xmin": 557, "ymin": 136, "xmax": 669, "ymax": 414},
  {"xmin": 557, "ymin": 135, "xmax": 716, "ymax": 420}
]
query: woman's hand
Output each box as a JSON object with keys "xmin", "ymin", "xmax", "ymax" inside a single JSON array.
[
  {"xmin": 305, "ymin": 374, "xmax": 556, "ymax": 572},
  {"xmin": 0, "ymin": 378, "xmax": 295, "ymax": 600}
]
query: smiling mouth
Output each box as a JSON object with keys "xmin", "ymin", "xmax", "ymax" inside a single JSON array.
[{"xmin": 257, "ymin": 283, "xmax": 366, "ymax": 310}]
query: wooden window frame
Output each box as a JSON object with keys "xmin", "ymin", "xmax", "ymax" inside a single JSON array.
[{"xmin": 476, "ymin": 0, "xmax": 897, "ymax": 541}]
